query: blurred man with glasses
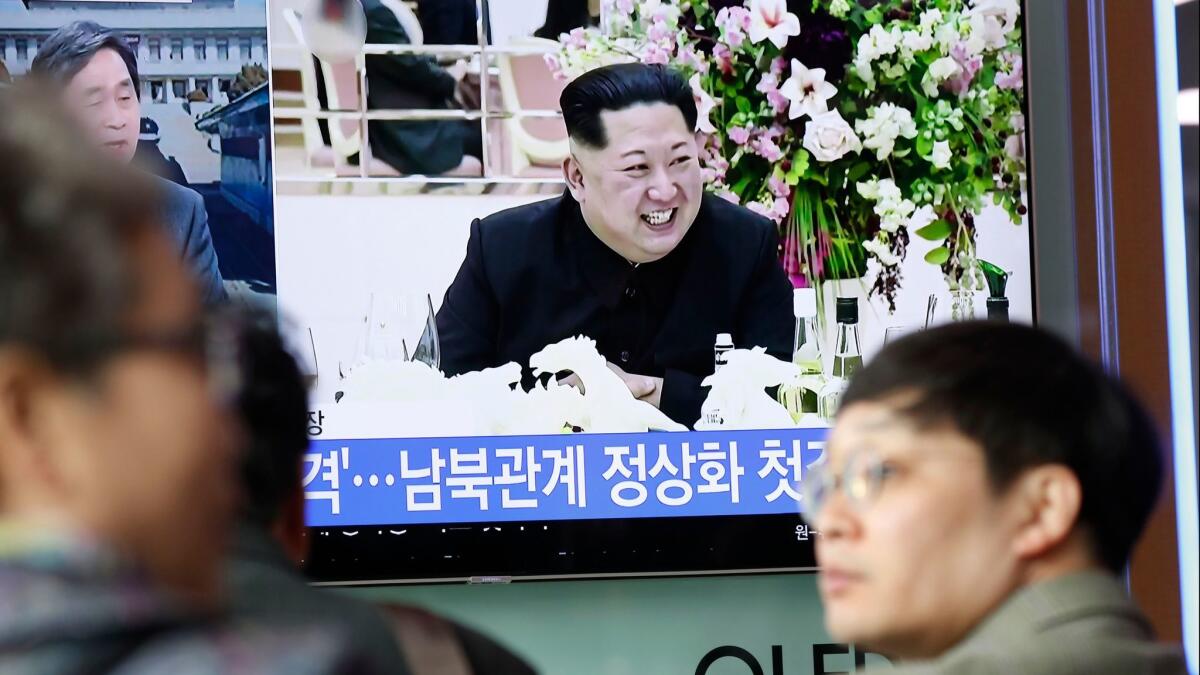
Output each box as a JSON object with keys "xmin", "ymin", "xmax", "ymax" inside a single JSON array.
[
  {"xmin": 801, "ymin": 321, "xmax": 1185, "ymax": 674},
  {"xmin": 0, "ymin": 91, "xmax": 365, "ymax": 674}
]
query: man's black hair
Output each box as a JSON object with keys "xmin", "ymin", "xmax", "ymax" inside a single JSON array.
[
  {"xmin": 841, "ymin": 321, "xmax": 1164, "ymax": 573},
  {"xmin": 235, "ymin": 313, "xmax": 310, "ymax": 528},
  {"xmin": 30, "ymin": 21, "xmax": 140, "ymax": 98},
  {"xmin": 0, "ymin": 86, "xmax": 157, "ymax": 374},
  {"xmin": 560, "ymin": 62, "xmax": 697, "ymax": 149}
]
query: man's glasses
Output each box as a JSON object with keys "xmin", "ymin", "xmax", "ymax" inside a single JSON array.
[
  {"xmin": 72, "ymin": 309, "xmax": 243, "ymax": 405},
  {"xmin": 800, "ymin": 448, "xmax": 898, "ymax": 525}
]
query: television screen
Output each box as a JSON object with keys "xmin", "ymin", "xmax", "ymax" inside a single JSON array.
[{"xmin": 266, "ymin": 0, "xmax": 1034, "ymax": 584}]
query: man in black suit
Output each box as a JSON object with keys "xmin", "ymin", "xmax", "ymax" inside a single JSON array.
[
  {"xmin": 436, "ymin": 63, "xmax": 794, "ymax": 428},
  {"xmin": 29, "ymin": 21, "xmax": 226, "ymax": 305}
]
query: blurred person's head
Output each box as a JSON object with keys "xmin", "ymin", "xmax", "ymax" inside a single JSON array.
[
  {"xmin": 29, "ymin": 21, "xmax": 141, "ymax": 163},
  {"xmin": 0, "ymin": 90, "xmax": 237, "ymax": 608},
  {"xmin": 560, "ymin": 63, "xmax": 703, "ymax": 264},
  {"xmin": 232, "ymin": 313, "xmax": 311, "ymax": 564},
  {"xmin": 808, "ymin": 321, "xmax": 1163, "ymax": 661}
]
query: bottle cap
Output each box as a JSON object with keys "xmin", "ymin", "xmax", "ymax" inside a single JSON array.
[
  {"xmin": 793, "ymin": 288, "xmax": 817, "ymax": 318},
  {"xmin": 835, "ymin": 297, "xmax": 858, "ymax": 324},
  {"xmin": 715, "ymin": 332, "xmax": 733, "ymax": 348}
]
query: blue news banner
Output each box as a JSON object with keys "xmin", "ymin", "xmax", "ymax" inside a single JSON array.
[{"xmin": 302, "ymin": 429, "xmax": 829, "ymax": 527}]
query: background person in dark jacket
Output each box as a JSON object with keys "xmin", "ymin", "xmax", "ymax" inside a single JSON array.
[
  {"xmin": 224, "ymin": 313, "xmax": 537, "ymax": 675},
  {"xmin": 29, "ymin": 21, "xmax": 226, "ymax": 305},
  {"xmin": 353, "ymin": 0, "xmax": 483, "ymax": 176},
  {"xmin": 435, "ymin": 63, "xmax": 794, "ymax": 427}
]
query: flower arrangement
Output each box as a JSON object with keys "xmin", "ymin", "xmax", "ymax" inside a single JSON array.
[{"xmin": 551, "ymin": 0, "xmax": 1027, "ymax": 311}]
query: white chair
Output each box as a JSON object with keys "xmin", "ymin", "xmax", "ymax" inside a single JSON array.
[{"xmin": 496, "ymin": 37, "xmax": 569, "ymax": 178}]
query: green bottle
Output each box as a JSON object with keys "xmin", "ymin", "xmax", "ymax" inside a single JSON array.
[
  {"xmin": 819, "ymin": 297, "xmax": 863, "ymax": 420},
  {"xmin": 778, "ymin": 288, "xmax": 824, "ymax": 422}
]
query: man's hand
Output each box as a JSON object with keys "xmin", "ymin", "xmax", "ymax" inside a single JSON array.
[{"xmin": 557, "ymin": 363, "xmax": 664, "ymax": 409}]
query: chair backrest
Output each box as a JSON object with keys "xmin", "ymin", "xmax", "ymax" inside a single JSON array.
[
  {"xmin": 380, "ymin": 0, "xmax": 424, "ymax": 46},
  {"xmin": 284, "ymin": 8, "xmax": 364, "ymax": 159},
  {"xmin": 281, "ymin": 9, "xmax": 327, "ymax": 161},
  {"xmin": 497, "ymin": 37, "xmax": 568, "ymax": 167}
]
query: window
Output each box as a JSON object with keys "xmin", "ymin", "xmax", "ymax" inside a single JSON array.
[
  {"xmin": 15, "ymin": 38, "xmax": 27, "ymax": 61},
  {"xmin": 170, "ymin": 38, "xmax": 183, "ymax": 61},
  {"xmin": 172, "ymin": 79, "xmax": 186, "ymax": 100},
  {"xmin": 148, "ymin": 38, "xmax": 161, "ymax": 62},
  {"xmin": 240, "ymin": 37, "xmax": 252, "ymax": 60},
  {"xmin": 216, "ymin": 38, "xmax": 228, "ymax": 61},
  {"xmin": 194, "ymin": 38, "xmax": 206, "ymax": 61},
  {"xmin": 150, "ymin": 80, "xmax": 165, "ymax": 103}
]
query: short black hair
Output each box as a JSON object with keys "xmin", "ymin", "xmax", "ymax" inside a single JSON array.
[
  {"xmin": 0, "ymin": 86, "xmax": 158, "ymax": 374},
  {"xmin": 235, "ymin": 312, "xmax": 310, "ymax": 528},
  {"xmin": 560, "ymin": 63, "xmax": 697, "ymax": 149},
  {"xmin": 30, "ymin": 21, "xmax": 140, "ymax": 98},
  {"xmin": 841, "ymin": 321, "xmax": 1164, "ymax": 573}
]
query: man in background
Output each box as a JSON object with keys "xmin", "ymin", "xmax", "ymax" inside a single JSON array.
[
  {"xmin": 0, "ymin": 90, "xmax": 363, "ymax": 674},
  {"xmin": 807, "ymin": 321, "xmax": 1186, "ymax": 674},
  {"xmin": 224, "ymin": 313, "xmax": 537, "ymax": 675},
  {"xmin": 29, "ymin": 20, "xmax": 226, "ymax": 305}
]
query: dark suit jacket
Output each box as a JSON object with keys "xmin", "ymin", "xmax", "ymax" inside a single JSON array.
[
  {"xmin": 360, "ymin": 0, "xmax": 472, "ymax": 175},
  {"xmin": 875, "ymin": 572, "xmax": 1187, "ymax": 675},
  {"xmin": 225, "ymin": 525, "xmax": 536, "ymax": 675},
  {"xmin": 436, "ymin": 192, "xmax": 795, "ymax": 427},
  {"xmin": 157, "ymin": 176, "xmax": 226, "ymax": 305}
]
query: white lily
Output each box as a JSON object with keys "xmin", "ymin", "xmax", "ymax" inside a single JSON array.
[
  {"xmin": 779, "ymin": 59, "xmax": 838, "ymax": 121},
  {"xmin": 747, "ymin": 0, "xmax": 801, "ymax": 49}
]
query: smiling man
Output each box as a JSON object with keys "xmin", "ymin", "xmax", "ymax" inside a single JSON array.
[
  {"xmin": 806, "ymin": 321, "xmax": 1186, "ymax": 674},
  {"xmin": 29, "ymin": 21, "xmax": 226, "ymax": 305},
  {"xmin": 435, "ymin": 63, "xmax": 793, "ymax": 427}
]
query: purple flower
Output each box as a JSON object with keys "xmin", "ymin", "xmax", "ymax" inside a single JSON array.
[
  {"xmin": 767, "ymin": 90, "xmax": 790, "ymax": 114},
  {"xmin": 946, "ymin": 42, "xmax": 984, "ymax": 96},
  {"xmin": 643, "ymin": 43, "xmax": 671, "ymax": 65},
  {"xmin": 563, "ymin": 27, "xmax": 588, "ymax": 49},
  {"xmin": 716, "ymin": 189, "xmax": 741, "ymax": 204},
  {"xmin": 713, "ymin": 43, "xmax": 734, "ymax": 75},
  {"xmin": 615, "ymin": 0, "xmax": 634, "ymax": 15},
  {"xmin": 752, "ymin": 135, "xmax": 786, "ymax": 162},
  {"xmin": 995, "ymin": 54, "xmax": 1023, "ymax": 91},
  {"xmin": 647, "ymin": 19, "xmax": 674, "ymax": 45},
  {"xmin": 768, "ymin": 175, "xmax": 790, "ymax": 198},
  {"xmin": 729, "ymin": 125, "xmax": 753, "ymax": 145}
]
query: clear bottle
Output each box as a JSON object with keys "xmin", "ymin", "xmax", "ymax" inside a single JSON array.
[
  {"xmin": 819, "ymin": 297, "xmax": 863, "ymax": 421},
  {"xmin": 778, "ymin": 288, "xmax": 823, "ymax": 422}
]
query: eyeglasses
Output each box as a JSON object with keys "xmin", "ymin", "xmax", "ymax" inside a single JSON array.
[
  {"xmin": 800, "ymin": 448, "xmax": 898, "ymax": 525},
  {"xmin": 71, "ymin": 309, "xmax": 243, "ymax": 405}
]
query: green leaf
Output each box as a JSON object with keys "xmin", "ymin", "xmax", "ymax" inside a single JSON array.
[
  {"xmin": 847, "ymin": 161, "xmax": 871, "ymax": 182},
  {"xmin": 916, "ymin": 135, "xmax": 934, "ymax": 157},
  {"xmin": 915, "ymin": 219, "xmax": 952, "ymax": 241},
  {"xmin": 924, "ymin": 247, "xmax": 951, "ymax": 265},
  {"xmin": 736, "ymin": 96, "xmax": 751, "ymax": 114}
]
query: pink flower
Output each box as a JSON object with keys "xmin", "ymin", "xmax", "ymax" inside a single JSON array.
[
  {"xmin": 768, "ymin": 176, "xmax": 790, "ymax": 198},
  {"xmin": 563, "ymin": 27, "xmax": 588, "ymax": 49},
  {"xmin": 994, "ymin": 54, "xmax": 1023, "ymax": 90},
  {"xmin": 716, "ymin": 189, "xmax": 741, "ymax": 204},
  {"xmin": 767, "ymin": 90, "xmax": 789, "ymax": 114},
  {"xmin": 946, "ymin": 42, "xmax": 983, "ymax": 96},
  {"xmin": 643, "ymin": 43, "xmax": 670, "ymax": 65},
  {"xmin": 771, "ymin": 57, "xmax": 787, "ymax": 76},
  {"xmin": 715, "ymin": 7, "xmax": 751, "ymax": 50},
  {"xmin": 677, "ymin": 45, "xmax": 707, "ymax": 73},
  {"xmin": 615, "ymin": 0, "xmax": 634, "ymax": 14},
  {"xmin": 752, "ymin": 135, "xmax": 785, "ymax": 163},
  {"xmin": 747, "ymin": 200, "xmax": 774, "ymax": 218},
  {"xmin": 543, "ymin": 54, "xmax": 567, "ymax": 82},
  {"xmin": 647, "ymin": 19, "xmax": 674, "ymax": 45},
  {"xmin": 713, "ymin": 43, "xmax": 734, "ymax": 76},
  {"xmin": 771, "ymin": 196, "xmax": 791, "ymax": 221},
  {"xmin": 728, "ymin": 125, "xmax": 752, "ymax": 145}
]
